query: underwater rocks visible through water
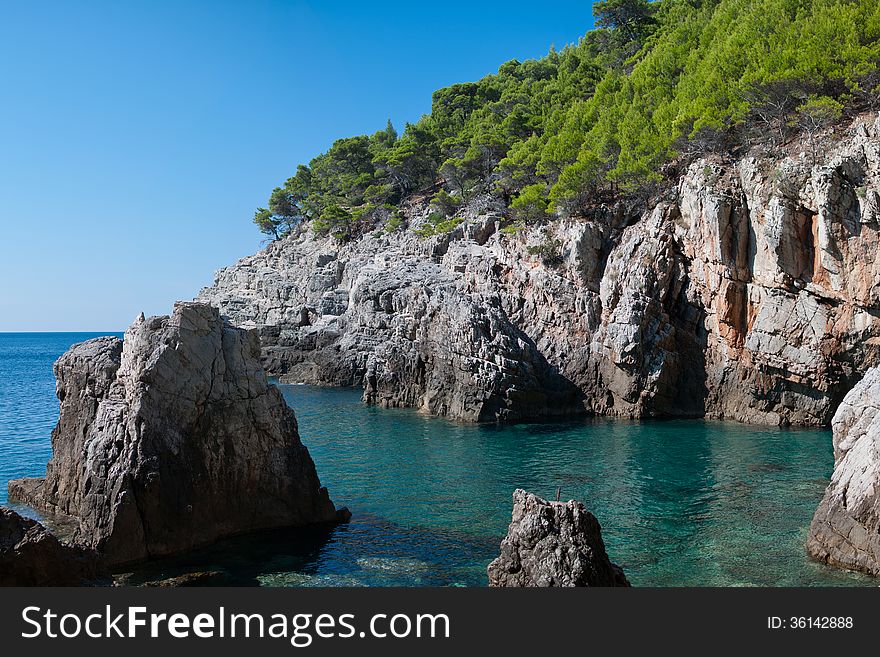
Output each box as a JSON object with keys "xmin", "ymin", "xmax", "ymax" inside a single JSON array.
[
  {"xmin": 8, "ymin": 302, "xmax": 345, "ymax": 569},
  {"xmin": 110, "ymin": 511, "xmax": 495, "ymax": 588},
  {"xmin": 488, "ymin": 489, "xmax": 630, "ymax": 587},
  {"xmin": 808, "ymin": 367, "xmax": 880, "ymax": 576}
]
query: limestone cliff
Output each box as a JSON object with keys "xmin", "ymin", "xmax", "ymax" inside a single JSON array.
[
  {"xmin": 198, "ymin": 113, "xmax": 880, "ymax": 425},
  {"xmin": 9, "ymin": 302, "xmax": 340, "ymax": 566}
]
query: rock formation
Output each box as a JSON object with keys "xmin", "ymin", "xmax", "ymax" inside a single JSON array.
[
  {"xmin": 199, "ymin": 215, "xmax": 584, "ymax": 422},
  {"xmin": 198, "ymin": 112, "xmax": 880, "ymax": 426},
  {"xmin": 8, "ymin": 302, "xmax": 342, "ymax": 567},
  {"xmin": 0, "ymin": 508, "xmax": 103, "ymax": 586},
  {"xmin": 807, "ymin": 367, "xmax": 880, "ymax": 576},
  {"xmin": 487, "ymin": 489, "xmax": 630, "ymax": 587}
]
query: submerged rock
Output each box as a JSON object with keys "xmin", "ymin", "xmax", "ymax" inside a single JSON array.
[
  {"xmin": 9, "ymin": 302, "xmax": 342, "ymax": 567},
  {"xmin": 0, "ymin": 507, "xmax": 103, "ymax": 586},
  {"xmin": 807, "ymin": 367, "xmax": 880, "ymax": 576},
  {"xmin": 488, "ymin": 489, "xmax": 630, "ymax": 587},
  {"xmin": 141, "ymin": 571, "xmax": 233, "ymax": 587}
]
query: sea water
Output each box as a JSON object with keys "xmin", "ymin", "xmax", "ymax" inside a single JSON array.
[{"xmin": 0, "ymin": 333, "xmax": 873, "ymax": 586}]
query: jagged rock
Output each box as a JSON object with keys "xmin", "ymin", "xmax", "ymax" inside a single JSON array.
[
  {"xmin": 198, "ymin": 113, "xmax": 880, "ymax": 426},
  {"xmin": 8, "ymin": 302, "xmax": 342, "ymax": 567},
  {"xmin": 487, "ymin": 489, "xmax": 630, "ymax": 587},
  {"xmin": 0, "ymin": 507, "xmax": 103, "ymax": 586},
  {"xmin": 807, "ymin": 367, "xmax": 880, "ymax": 576},
  {"xmin": 199, "ymin": 215, "xmax": 584, "ymax": 422}
]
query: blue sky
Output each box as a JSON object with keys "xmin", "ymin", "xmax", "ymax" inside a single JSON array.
[{"xmin": 0, "ymin": 1, "xmax": 594, "ymax": 331}]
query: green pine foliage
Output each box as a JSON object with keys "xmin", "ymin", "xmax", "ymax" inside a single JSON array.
[{"xmin": 254, "ymin": 0, "xmax": 880, "ymax": 241}]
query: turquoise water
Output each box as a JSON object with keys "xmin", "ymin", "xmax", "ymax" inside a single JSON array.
[{"xmin": 0, "ymin": 333, "xmax": 874, "ymax": 586}]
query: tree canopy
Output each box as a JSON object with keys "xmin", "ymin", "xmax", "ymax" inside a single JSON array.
[{"xmin": 255, "ymin": 0, "xmax": 880, "ymax": 241}]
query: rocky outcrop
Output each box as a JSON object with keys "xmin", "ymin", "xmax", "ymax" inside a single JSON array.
[
  {"xmin": 8, "ymin": 302, "xmax": 341, "ymax": 567},
  {"xmin": 487, "ymin": 489, "xmax": 629, "ymax": 587},
  {"xmin": 0, "ymin": 508, "xmax": 103, "ymax": 586},
  {"xmin": 198, "ymin": 112, "xmax": 880, "ymax": 426},
  {"xmin": 198, "ymin": 215, "xmax": 584, "ymax": 422},
  {"xmin": 807, "ymin": 367, "xmax": 880, "ymax": 576}
]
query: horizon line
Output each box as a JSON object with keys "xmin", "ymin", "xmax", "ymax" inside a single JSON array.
[{"xmin": 0, "ymin": 330, "xmax": 124, "ymax": 334}]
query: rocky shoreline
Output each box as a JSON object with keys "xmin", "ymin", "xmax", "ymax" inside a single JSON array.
[
  {"xmin": 185, "ymin": 114, "xmax": 880, "ymax": 584},
  {"xmin": 198, "ymin": 112, "xmax": 880, "ymax": 427},
  {"xmin": 6, "ymin": 115, "xmax": 880, "ymax": 585}
]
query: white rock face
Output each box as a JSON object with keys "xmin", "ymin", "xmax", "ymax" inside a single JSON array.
[
  {"xmin": 807, "ymin": 367, "xmax": 880, "ymax": 575},
  {"xmin": 198, "ymin": 112, "xmax": 880, "ymax": 425},
  {"xmin": 199, "ymin": 214, "xmax": 584, "ymax": 422}
]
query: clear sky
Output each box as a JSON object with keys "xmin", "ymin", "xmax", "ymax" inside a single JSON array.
[{"xmin": 0, "ymin": 1, "xmax": 594, "ymax": 331}]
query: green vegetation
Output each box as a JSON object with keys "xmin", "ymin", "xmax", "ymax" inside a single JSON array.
[
  {"xmin": 414, "ymin": 212, "xmax": 464, "ymax": 238},
  {"xmin": 255, "ymin": 0, "xmax": 880, "ymax": 241},
  {"xmin": 500, "ymin": 221, "xmax": 527, "ymax": 235},
  {"xmin": 384, "ymin": 210, "xmax": 404, "ymax": 233},
  {"xmin": 510, "ymin": 184, "xmax": 551, "ymax": 224}
]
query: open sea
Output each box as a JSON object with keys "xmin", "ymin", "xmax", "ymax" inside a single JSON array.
[{"xmin": 0, "ymin": 333, "xmax": 873, "ymax": 586}]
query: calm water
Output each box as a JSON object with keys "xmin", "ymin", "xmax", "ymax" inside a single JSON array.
[{"xmin": 0, "ymin": 333, "xmax": 873, "ymax": 586}]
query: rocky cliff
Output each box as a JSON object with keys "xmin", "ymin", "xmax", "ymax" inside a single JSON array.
[
  {"xmin": 487, "ymin": 489, "xmax": 629, "ymax": 587},
  {"xmin": 198, "ymin": 113, "xmax": 880, "ymax": 425},
  {"xmin": 807, "ymin": 367, "xmax": 880, "ymax": 576},
  {"xmin": 9, "ymin": 302, "xmax": 341, "ymax": 567}
]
